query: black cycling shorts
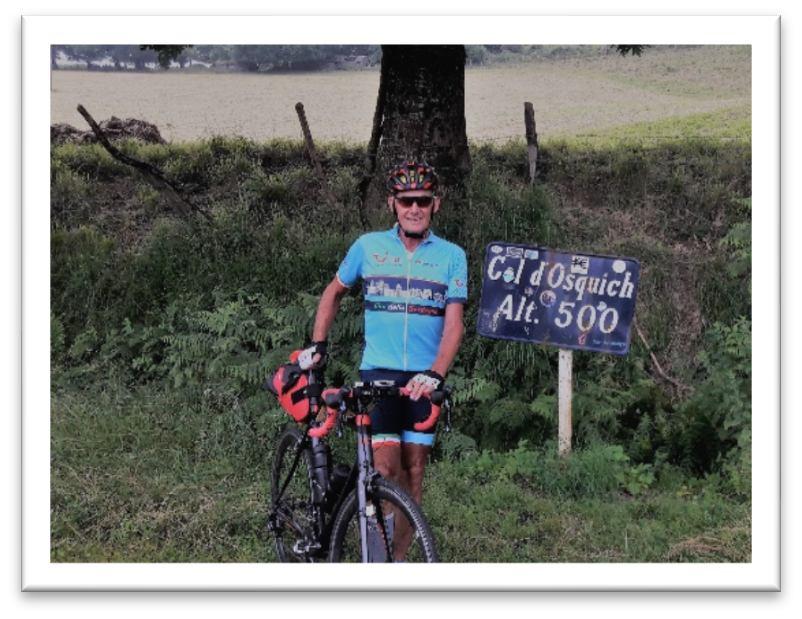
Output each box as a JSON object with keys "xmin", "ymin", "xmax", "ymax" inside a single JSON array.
[{"xmin": 360, "ymin": 369, "xmax": 437, "ymax": 447}]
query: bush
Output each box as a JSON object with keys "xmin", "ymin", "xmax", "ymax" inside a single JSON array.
[
  {"xmin": 457, "ymin": 441, "xmax": 655, "ymax": 499},
  {"xmin": 673, "ymin": 318, "xmax": 751, "ymax": 487},
  {"xmin": 50, "ymin": 226, "xmax": 117, "ymax": 344}
]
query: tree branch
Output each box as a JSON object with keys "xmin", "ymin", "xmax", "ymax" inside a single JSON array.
[
  {"xmin": 76, "ymin": 104, "xmax": 211, "ymax": 222},
  {"xmin": 633, "ymin": 317, "xmax": 693, "ymax": 395}
]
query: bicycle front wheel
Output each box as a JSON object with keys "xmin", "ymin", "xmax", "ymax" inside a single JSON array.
[{"xmin": 328, "ymin": 478, "xmax": 438, "ymax": 563}]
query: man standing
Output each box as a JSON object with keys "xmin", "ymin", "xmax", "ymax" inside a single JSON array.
[{"xmin": 298, "ymin": 160, "xmax": 467, "ymax": 559}]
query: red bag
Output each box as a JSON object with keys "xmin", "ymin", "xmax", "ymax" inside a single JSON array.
[{"xmin": 265, "ymin": 351, "xmax": 312, "ymax": 423}]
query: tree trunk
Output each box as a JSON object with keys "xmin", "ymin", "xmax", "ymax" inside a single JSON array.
[{"xmin": 364, "ymin": 45, "xmax": 471, "ymax": 226}]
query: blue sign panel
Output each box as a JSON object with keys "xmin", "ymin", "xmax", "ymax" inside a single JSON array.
[{"xmin": 477, "ymin": 243, "xmax": 640, "ymax": 355}]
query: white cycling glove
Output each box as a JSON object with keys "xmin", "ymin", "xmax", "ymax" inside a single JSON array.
[
  {"xmin": 410, "ymin": 370, "xmax": 444, "ymax": 391},
  {"xmin": 297, "ymin": 341, "xmax": 328, "ymax": 370}
]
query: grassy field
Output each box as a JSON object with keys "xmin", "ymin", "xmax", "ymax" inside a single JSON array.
[
  {"xmin": 51, "ymin": 45, "xmax": 750, "ymax": 143},
  {"xmin": 51, "ymin": 378, "xmax": 750, "ymax": 562}
]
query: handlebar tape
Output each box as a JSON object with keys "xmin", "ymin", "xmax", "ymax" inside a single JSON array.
[
  {"xmin": 307, "ymin": 387, "xmax": 341, "ymax": 439},
  {"xmin": 398, "ymin": 387, "xmax": 443, "ymax": 432}
]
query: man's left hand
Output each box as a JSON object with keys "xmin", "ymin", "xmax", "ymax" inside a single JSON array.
[{"xmin": 406, "ymin": 370, "xmax": 444, "ymax": 401}]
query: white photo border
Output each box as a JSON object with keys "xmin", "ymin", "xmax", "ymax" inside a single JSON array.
[{"xmin": 24, "ymin": 14, "xmax": 779, "ymax": 591}]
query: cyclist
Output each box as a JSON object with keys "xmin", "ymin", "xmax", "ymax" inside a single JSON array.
[{"xmin": 297, "ymin": 159, "xmax": 467, "ymax": 559}]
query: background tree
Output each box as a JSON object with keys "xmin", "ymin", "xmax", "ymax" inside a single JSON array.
[
  {"xmin": 360, "ymin": 44, "xmax": 644, "ymax": 221},
  {"xmin": 64, "ymin": 45, "xmax": 107, "ymax": 70},
  {"xmin": 360, "ymin": 45, "xmax": 471, "ymax": 222},
  {"xmin": 140, "ymin": 45, "xmax": 190, "ymax": 69}
]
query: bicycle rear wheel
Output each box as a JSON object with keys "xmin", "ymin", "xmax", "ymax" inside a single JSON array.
[
  {"xmin": 328, "ymin": 478, "xmax": 438, "ymax": 562},
  {"xmin": 269, "ymin": 426, "xmax": 322, "ymax": 562}
]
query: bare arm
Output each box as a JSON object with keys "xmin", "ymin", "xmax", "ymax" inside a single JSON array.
[
  {"xmin": 312, "ymin": 276, "xmax": 350, "ymax": 343},
  {"xmin": 407, "ymin": 302, "xmax": 464, "ymax": 399},
  {"xmin": 430, "ymin": 302, "xmax": 465, "ymax": 377}
]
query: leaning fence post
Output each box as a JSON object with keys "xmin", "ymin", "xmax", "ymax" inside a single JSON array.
[
  {"xmin": 524, "ymin": 101, "xmax": 538, "ymax": 184},
  {"xmin": 295, "ymin": 101, "xmax": 338, "ymax": 208}
]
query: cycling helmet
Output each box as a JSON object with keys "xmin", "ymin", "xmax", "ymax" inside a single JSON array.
[{"xmin": 385, "ymin": 160, "xmax": 439, "ymax": 194}]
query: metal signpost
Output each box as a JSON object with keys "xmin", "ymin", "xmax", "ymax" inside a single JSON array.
[{"xmin": 477, "ymin": 242, "xmax": 640, "ymax": 455}]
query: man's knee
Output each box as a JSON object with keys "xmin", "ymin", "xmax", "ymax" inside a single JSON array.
[{"xmin": 373, "ymin": 442, "xmax": 402, "ymax": 481}]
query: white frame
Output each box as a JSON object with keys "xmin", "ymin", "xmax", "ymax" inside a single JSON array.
[{"xmin": 24, "ymin": 14, "xmax": 779, "ymax": 591}]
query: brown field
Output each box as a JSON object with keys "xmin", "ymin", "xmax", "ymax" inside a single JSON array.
[{"xmin": 50, "ymin": 45, "xmax": 750, "ymax": 143}]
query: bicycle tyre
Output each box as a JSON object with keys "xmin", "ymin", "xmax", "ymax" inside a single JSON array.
[
  {"xmin": 328, "ymin": 478, "xmax": 439, "ymax": 562},
  {"xmin": 269, "ymin": 426, "xmax": 321, "ymax": 562}
]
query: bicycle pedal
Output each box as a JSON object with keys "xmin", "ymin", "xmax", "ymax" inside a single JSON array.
[{"xmin": 293, "ymin": 540, "xmax": 322, "ymax": 556}]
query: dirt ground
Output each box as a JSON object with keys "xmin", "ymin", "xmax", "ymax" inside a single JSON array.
[{"xmin": 50, "ymin": 46, "xmax": 750, "ymax": 144}]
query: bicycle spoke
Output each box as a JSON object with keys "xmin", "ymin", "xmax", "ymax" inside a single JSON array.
[{"xmin": 270, "ymin": 427, "xmax": 322, "ymax": 562}]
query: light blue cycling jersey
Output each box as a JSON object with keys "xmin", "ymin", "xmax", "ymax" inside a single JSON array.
[{"xmin": 337, "ymin": 224, "xmax": 468, "ymax": 371}]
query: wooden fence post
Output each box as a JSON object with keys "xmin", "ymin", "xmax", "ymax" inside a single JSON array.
[
  {"xmin": 295, "ymin": 102, "xmax": 338, "ymax": 208},
  {"xmin": 524, "ymin": 101, "xmax": 538, "ymax": 184}
]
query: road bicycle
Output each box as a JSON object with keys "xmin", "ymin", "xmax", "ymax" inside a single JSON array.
[{"xmin": 267, "ymin": 371, "xmax": 451, "ymax": 562}]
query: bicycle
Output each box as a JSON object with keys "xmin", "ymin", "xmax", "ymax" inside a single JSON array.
[{"xmin": 266, "ymin": 369, "xmax": 451, "ymax": 563}]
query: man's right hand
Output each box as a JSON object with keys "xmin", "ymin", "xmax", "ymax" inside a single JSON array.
[{"xmin": 297, "ymin": 341, "xmax": 328, "ymax": 370}]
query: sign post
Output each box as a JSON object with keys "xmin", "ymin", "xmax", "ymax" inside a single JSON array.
[
  {"xmin": 477, "ymin": 242, "xmax": 640, "ymax": 456},
  {"xmin": 558, "ymin": 349, "xmax": 573, "ymax": 456}
]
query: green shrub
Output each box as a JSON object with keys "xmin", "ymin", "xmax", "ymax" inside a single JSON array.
[
  {"xmin": 52, "ymin": 142, "xmax": 127, "ymax": 180},
  {"xmin": 51, "ymin": 312, "xmax": 65, "ymax": 364},
  {"xmin": 51, "ymin": 159, "xmax": 91, "ymax": 220},
  {"xmin": 161, "ymin": 142, "xmax": 217, "ymax": 187},
  {"xmin": 50, "ymin": 226, "xmax": 117, "ymax": 343},
  {"xmin": 673, "ymin": 318, "xmax": 751, "ymax": 484},
  {"xmin": 458, "ymin": 441, "xmax": 655, "ymax": 499}
]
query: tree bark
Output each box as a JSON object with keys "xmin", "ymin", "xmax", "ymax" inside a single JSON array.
[{"xmin": 364, "ymin": 45, "xmax": 471, "ymax": 225}]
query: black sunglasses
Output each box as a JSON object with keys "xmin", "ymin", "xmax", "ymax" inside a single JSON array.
[{"xmin": 395, "ymin": 196, "xmax": 434, "ymax": 208}]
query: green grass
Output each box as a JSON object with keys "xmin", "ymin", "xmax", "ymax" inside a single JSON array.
[
  {"xmin": 51, "ymin": 378, "xmax": 282, "ymax": 562},
  {"xmin": 51, "ymin": 378, "xmax": 750, "ymax": 563},
  {"xmin": 545, "ymin": 106, "xmax": 751, "ymax": 147}
]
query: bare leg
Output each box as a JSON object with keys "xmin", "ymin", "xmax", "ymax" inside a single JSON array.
[
  {"xmin": 392, "ymin": 442, "xmax": 430, "ymax": 560},
  {"xmin": 369, "ymin": 442, "xmax": 401, "ymax": 561},
  {"xmin": 372, "ymin": 442, "xmax": 402, "ymax": 483}
]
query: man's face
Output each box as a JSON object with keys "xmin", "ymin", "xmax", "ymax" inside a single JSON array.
[{"xmin": 388, "ymin": 189, "xmax": 441, "ymax": 236}]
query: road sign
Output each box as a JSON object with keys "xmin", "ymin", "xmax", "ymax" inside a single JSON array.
[{"xmin": 477, "ymin": 242, "xmax": 640, "ymax": 355}]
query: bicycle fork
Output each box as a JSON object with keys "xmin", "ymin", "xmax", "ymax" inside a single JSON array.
[
  {"xmin": 354, "ymin": 412, "xmax": 395, "ymax": 563},
  {"xmin": 354, "ymin": 413, "xmax": 373, "ymax": 562}
]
